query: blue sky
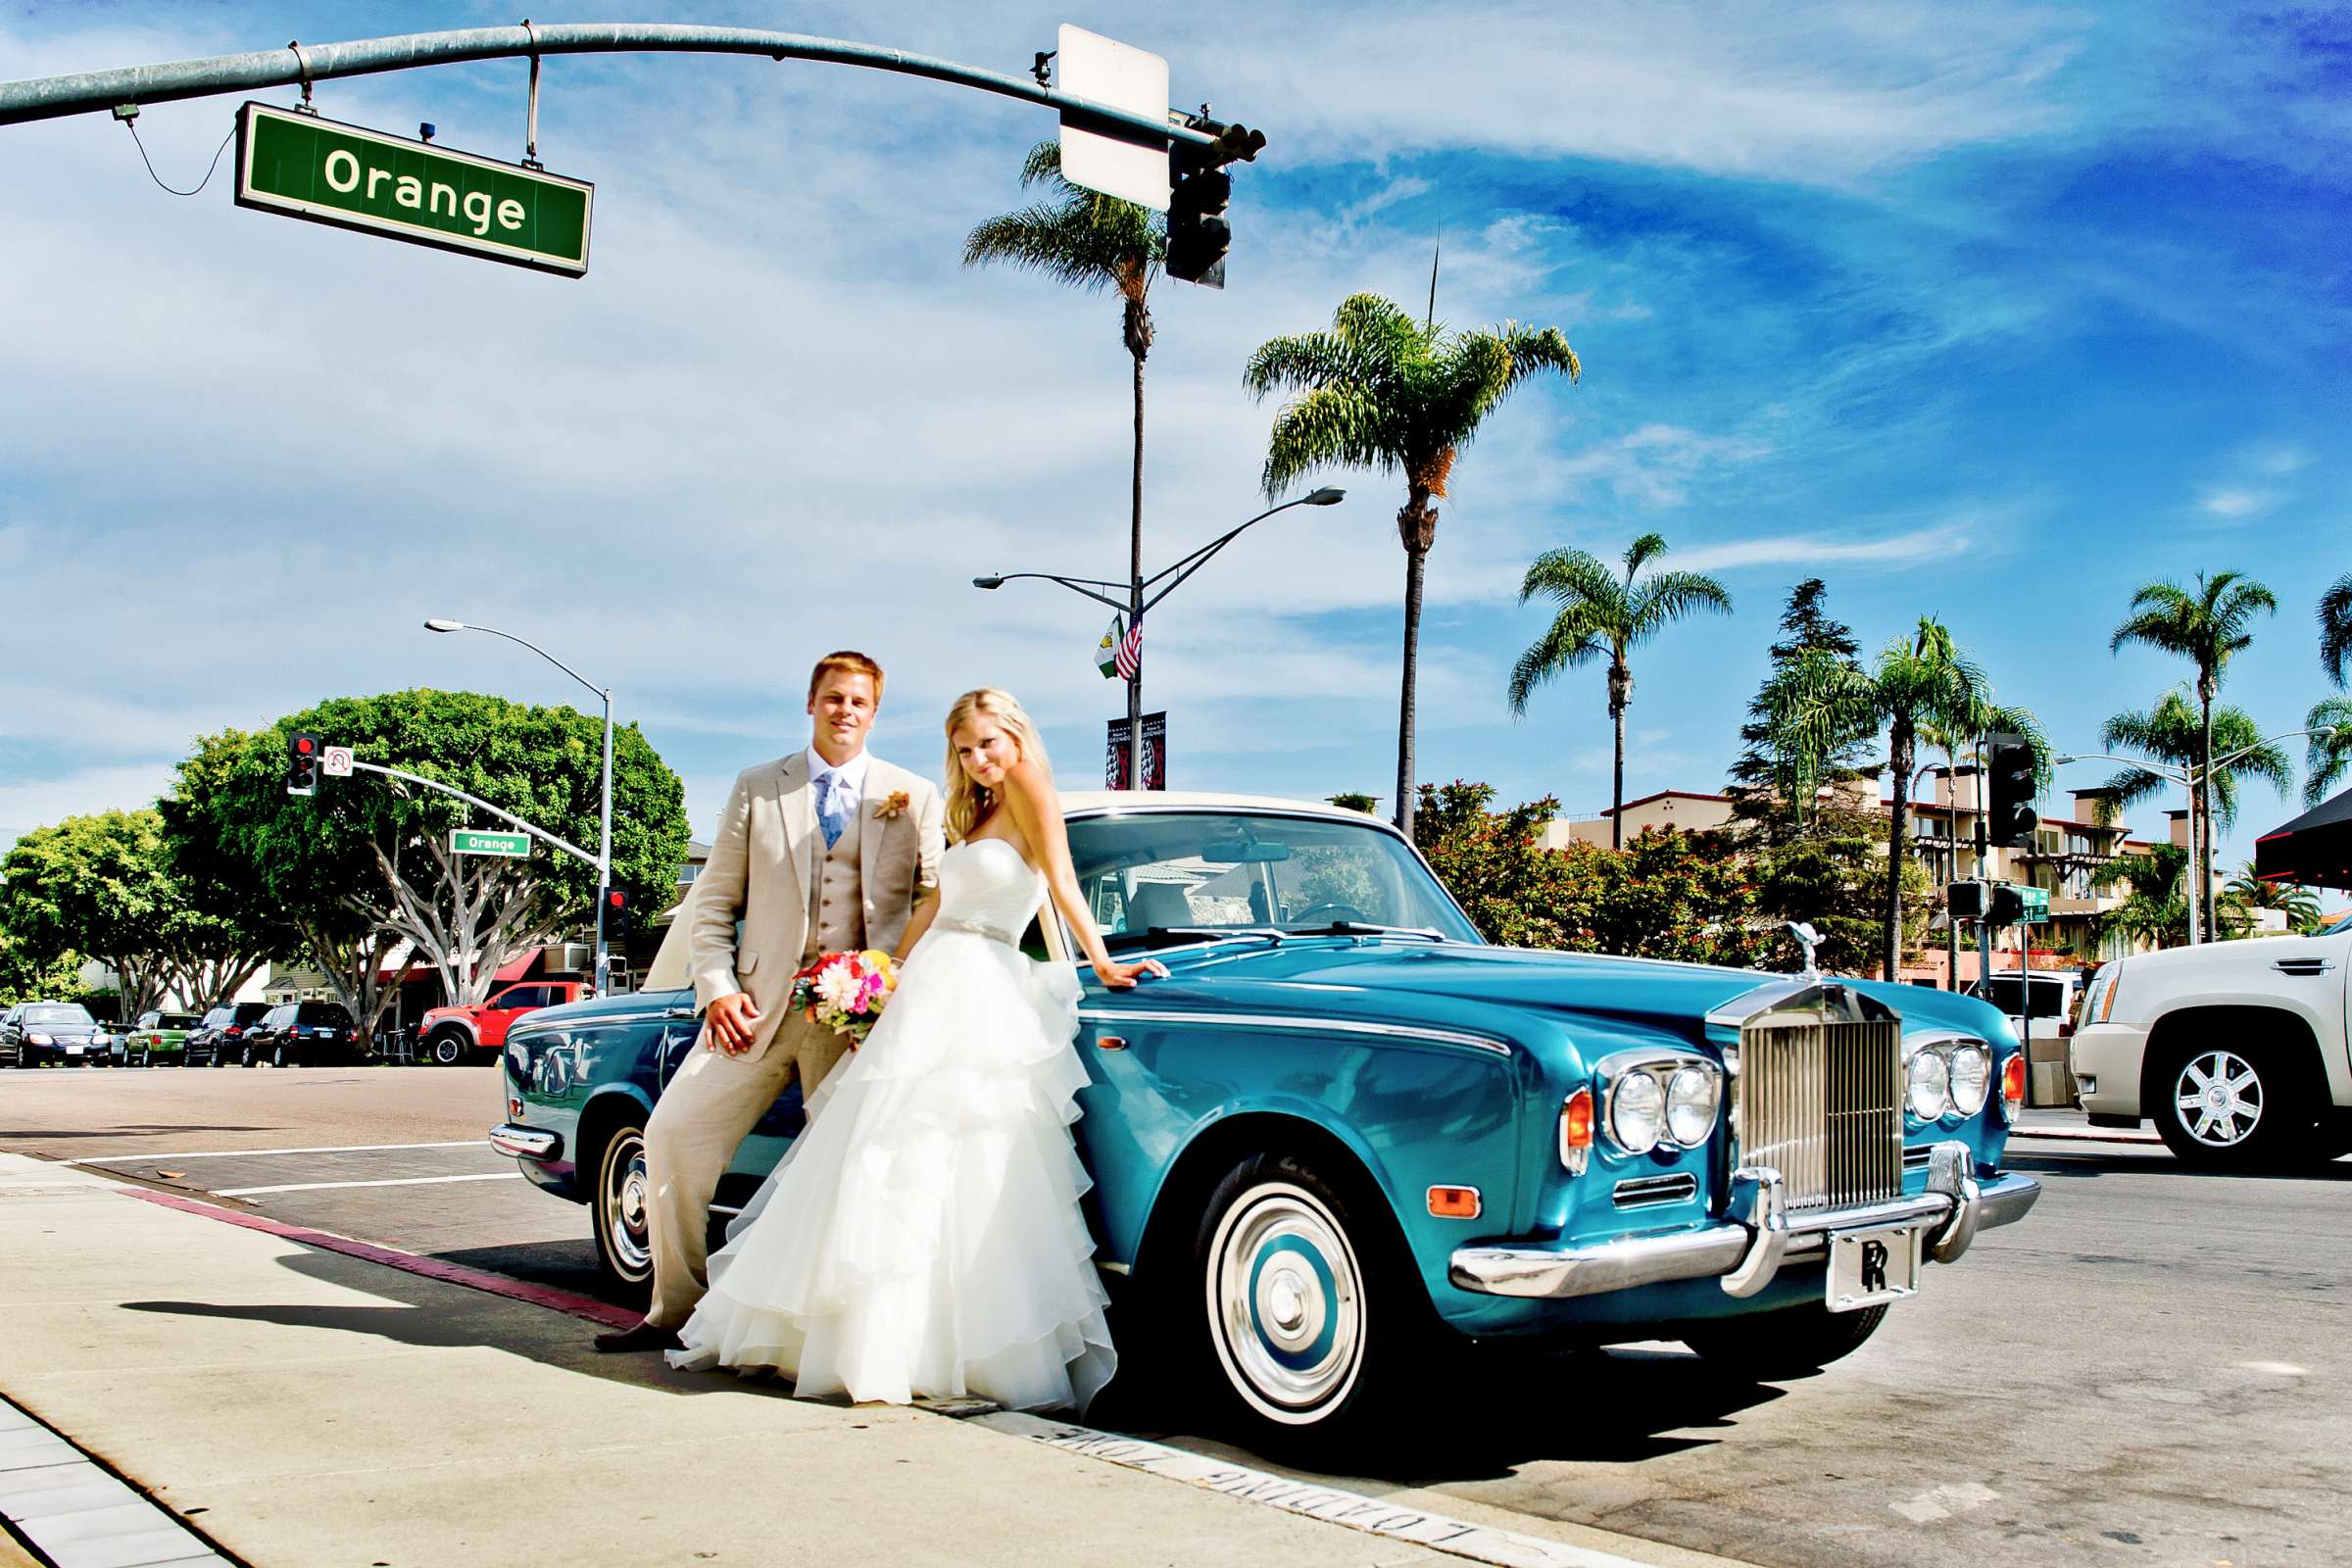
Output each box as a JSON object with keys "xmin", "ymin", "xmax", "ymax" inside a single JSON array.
[{"xmin": 3, "ymin": 1, "xmax": 2348, "ymax": 877}]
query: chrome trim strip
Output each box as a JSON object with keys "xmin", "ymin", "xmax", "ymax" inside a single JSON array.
[
  {"xmin": 1073, "ymin": 1006, "xmax": 1510, "ymax": 1056},
  {"xmin": 488, "ymin": 1124, "xmax": 560, "ymax": 1160},
  {"xmin": 1094, "ymin": 1259, "xmax": 1131, "ymax": 1276}
]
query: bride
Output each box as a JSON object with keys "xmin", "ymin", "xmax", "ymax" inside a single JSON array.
[{"xmin": 668, "ymin": 687, "xmax": 1164, "ymax": 1411}]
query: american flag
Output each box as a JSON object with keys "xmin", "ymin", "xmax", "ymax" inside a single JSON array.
[{"xmin": 1113, "ymin": 615, "xmax": 1143, "ymax": 681}]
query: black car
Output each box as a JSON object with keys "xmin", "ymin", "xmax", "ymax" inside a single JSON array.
[
  {"xmin": 241, "ymin": 1000, "xmax": 364, "ymax": 1067},
  {"xmin": 188, "ymin": 1002, "xmax": 272, "ymax": 1066},
  {"xmin": 1, "ymin": 1002, "xmax": 110, "ymax": 1067}
]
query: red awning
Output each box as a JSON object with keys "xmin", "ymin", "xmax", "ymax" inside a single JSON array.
[{"xmin": 493, "ymin": 947, "xmax": 543, "ymax": 984}]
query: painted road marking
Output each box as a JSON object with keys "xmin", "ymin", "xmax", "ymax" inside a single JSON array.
[
  {"xmin": 215, "ymin": 1172, "xmax": 525, "ymax": 1197},
  {"xmin": 973, "ymin": 1412, "xmax": 1685, "ymax": 1568},
  {"xmin": 70, "ymin": 1140, "xmax": 482, "ymax": 1164}
]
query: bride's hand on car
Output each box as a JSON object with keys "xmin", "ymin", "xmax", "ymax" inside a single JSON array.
[{"xmin": 1092, "ymin": 956, "xmax": 1169, "ymax": 990}]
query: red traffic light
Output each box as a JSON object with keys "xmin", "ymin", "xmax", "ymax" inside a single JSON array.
[
  {"xmin": 294, "ymin": 736, "xmax": 317, "ymax": 755},
  {"xmin": 606, "ymin": 891, "xmax": 626, "ymax": 908}
]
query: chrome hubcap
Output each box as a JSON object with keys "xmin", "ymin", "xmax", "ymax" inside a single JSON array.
[
  {"xmin": 1208, "ymin": 1182, "xmax": 1364, "ymax": 1423},
  {"xmin": 2177, "ymin": 1050, "xmax": 2263, "ymax": 1147},
  {"xmin": 605, "ymin": 1135, "xmax": 652, "ymax": 1274}
]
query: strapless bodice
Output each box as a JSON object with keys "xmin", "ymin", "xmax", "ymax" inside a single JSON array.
[{"xmin": 935, "ymin": 838, "xmax": 1047, "ymax": 939}]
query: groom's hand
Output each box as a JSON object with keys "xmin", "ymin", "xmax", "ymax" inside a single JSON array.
[{"xmin": 705, "ymin": 993, "xmax": 762, "ymax": 1055}]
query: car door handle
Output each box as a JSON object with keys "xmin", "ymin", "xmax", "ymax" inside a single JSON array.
[
  {"xmin": 664, "ymin": 1004, "xmax": 700, "ymax": 1019},
  {"xmin": 2273, "ymin": 958, "xmax": 2335, "ymax": 976}
]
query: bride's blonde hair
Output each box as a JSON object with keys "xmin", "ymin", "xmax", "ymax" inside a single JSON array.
[{"xmin": 943, "ymin": 687, "xmax": 1053, "ymax": 844}]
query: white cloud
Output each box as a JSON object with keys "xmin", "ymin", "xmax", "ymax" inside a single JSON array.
[
  {"xmin": 1673, "ymin": 521, "xmax": 1971, "ymax": 572},
  {"xmin": 2197, "ymin": 486, "xmax": 2278, "ymax": 520},
  {"xmin": 0, "ymin": 764, "xmax": 180, "ymax": 856},
  {"xmin": 1549, "ymin": 423, "xmax": 1775, "ymax": 508}
]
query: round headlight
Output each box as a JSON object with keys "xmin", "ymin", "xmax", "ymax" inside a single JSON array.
[
  {"xmin": 1665, "ymin": 1066, "xmax": 1717, "ymax": 1148},
  {"xmin": 1948, "ymin": 1044, "xmax": 1991, "ymax": 1116},
  {"xmin": 1609, "ymin": 1070, "xmax": 1666, "ymax": 1155},
  {"xmin": 1907, "ymin": 1048, "xmax": 1951, "ymax": 1120}
]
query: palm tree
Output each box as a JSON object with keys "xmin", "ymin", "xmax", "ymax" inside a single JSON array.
[
  {"xmin": 2303, "ymin": 694, "xmax": 2352, "ymax": 805},
  {"xmin": 2225, "ymin": 859, "xmax": 2324, "ymax": 934},
  {"xmin": 2110, "ymin": 571, "xmax": 2277, "ymax": 939},
  {"xmin": 1505, "ymin": 533, "xmax": 1732, "ymax": 847},
  {"xmin": 1247, "ymin": 293, "xmax": 1580, "ymax": 836},
  {"xmin": 2097, "ymin": 690, "xmax": 2292, "ymax": 835},
  {"xmin": 963, "ymin": 142, "xmax": 1161, "ymax": 781},
  {"xmin": 1766, "ymin": 617, "xmax": 1994, "ymax": 981},
  {"xmin": 2092, "ymin": 842, "xmax": 2189, "ymax": 951},
  {"xmin": 2320, "ymin": 571, "xmax": 2352, "ymax": 689}
]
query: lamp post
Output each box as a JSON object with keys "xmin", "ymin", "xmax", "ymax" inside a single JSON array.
[
  {"xmin": 974, "ymin": 487, "xmax": 1345, "ymax": 789},
  {"xmin": 2053, "ymin": 725, "xmax": 2336, "ymax": 947},
  {"xmin": 1917, "ymin": 761, "xmax": 1978, "ymax": 989},
  {"xmin": 424, "ymin": 618, "xmax": 615, "ymax": 995}
]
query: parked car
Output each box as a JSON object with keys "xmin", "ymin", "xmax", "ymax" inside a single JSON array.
[
  {"xmin": 1, "ymin": 1002, "xmax": 110, "ymax": 1067},
  {"xmin": 493, "ymin": 792, "xmax": 2039, "ymax": 1443},
  {"xmin": 119, "ymin": 1009, "xmax": 203, "ymax": 1067},
  {"xmin": 1970, "ymin": 969, "xmax": 2084, "ymax": 1047},
  {"xmin": 2072, "ymin": 910, "xmax": 2352, "ymax": 1168},
  {"xmin": 418, "ymin": 980, "xmax": 591, "ymax": 1067},
  {"xmin": 187, "ymin": 1002, "xmax": 271, "ymax": 1066},
  {"xmin": 240, "ymin": 1000, "xmax": 365, "ymax": 1067}
]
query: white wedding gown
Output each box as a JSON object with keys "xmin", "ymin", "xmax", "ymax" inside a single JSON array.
[{"xmin": 667, "ymin": 837, "xmax": 1115, "ymax": 1412}]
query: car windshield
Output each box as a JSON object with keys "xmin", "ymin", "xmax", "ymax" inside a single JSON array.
[
  {"xmin": 296, "ymin": 1002, "xmax": 353, "ymax": 1025},
  {"xmin": 24, "ymin": 1005, "xmax": 94, "ymax": 1026},
  {"xmin": 1976, "ymin": 977, "xmax": 2072, "ymax": 1017},
  {"xmin": 232, "ymin": 1004, "xmax": 270, "ymax": 1022},
  {"xmin": 1067, "ymin": 809, "xmax": 1481, "ymax": 950}
]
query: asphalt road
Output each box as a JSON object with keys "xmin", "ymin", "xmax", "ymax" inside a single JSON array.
[{"xmin": 5, "ymin": 1064, "xmax": 2346, "ymax": 1568}]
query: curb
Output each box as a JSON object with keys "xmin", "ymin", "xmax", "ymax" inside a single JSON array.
[{"xmin": 2008, "ymin": 1124, "xmax": 2161, "ymax": 1146}]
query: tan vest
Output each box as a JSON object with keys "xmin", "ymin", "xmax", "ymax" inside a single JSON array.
[{"xmin": 804, "ymin": 803, "xmax": 866, "ymax": 959}]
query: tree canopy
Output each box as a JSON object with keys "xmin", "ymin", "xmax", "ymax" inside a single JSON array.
[{"xmin": 0, "ymin": 809, "xmax": 177, "ymax": 1017}]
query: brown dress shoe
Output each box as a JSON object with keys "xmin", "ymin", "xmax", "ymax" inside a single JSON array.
[{"xmin": 594, "ymin": 1318, "xmax": 682, "ymax": 1353}]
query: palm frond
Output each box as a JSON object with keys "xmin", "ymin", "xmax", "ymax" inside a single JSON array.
[
  {"xmin": 1244, "ymin": 331, "xmax": 1351, "ymax": 398},
  {"xmin": 2305, "ymin": 695, "xmax": 2352, "ymax": 805},
  {"xmin": 1491, "ymin": 321, "xmax": 1581, "ymax": 391},
  {"xmin": 1629, "ymin": 568, "xmax": 1734, "ymax": 638},
  {"xmin": 1261, "ymin": 386, "xmax": 1391, "ymax": 497},
  {"xmin": 1505, "ymin": 616, "xmax": 1607, "ymax": 714},
  {"xmin": 1623, "ymin": 531, "xmax": 1669, "ymax": 577},
  {"xmin": 2320, "ymin": 573, "xmax": 2352, "ymax": 689},
  {"xmin": 960, "ymin": 204, "xmax": 1125, "ymax": 291},
  {"xmin": 1517, "ymin": 547, "xmax": 1626, "ymax": 614}
]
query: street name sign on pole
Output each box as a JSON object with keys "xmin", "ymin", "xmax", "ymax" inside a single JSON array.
[
  {"xmin": 235, "ymin": 102, "xmax": 593, "ymax": 275},
  {"xmin": 321, "ymin": 745, "xmax": 354, "ymax": 777},
  {"xmin": 2020, "ymin": 885, "xmax": 2050, "ymax": 925},
  {"xmin": 1056, "ymin": 25, "xmax": 1171, "ymax": 212},
  {"xmin": 451, "ymin": 828, "xmax": 532, "ymax": 858}
]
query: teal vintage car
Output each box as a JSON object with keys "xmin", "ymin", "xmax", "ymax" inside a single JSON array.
[{"xmin": 492, "ymin": 793, "xmax": 2038, "ymax": 1442}]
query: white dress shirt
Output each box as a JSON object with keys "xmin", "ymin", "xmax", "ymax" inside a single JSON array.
[{"xmin": 806, "ymin": 746, "xmax": 870, "ymax": 823}]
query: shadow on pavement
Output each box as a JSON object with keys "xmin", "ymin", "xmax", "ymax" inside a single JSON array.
[
  {"xmin": 431, "ymin": 1238, "xmax": 611, "ymax": 1299},
  {"xmin": 2003, "ymin": 1149, "xmax": 2352, "ymax": 1183}
]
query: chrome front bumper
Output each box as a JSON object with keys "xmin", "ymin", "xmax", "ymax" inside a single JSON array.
[
  {"xmin": 1450, "ymin": 1141, "xmax": 2040, "ymax": 1301},
  {"xmin": 488, "ymin": 1123, "xmax": 561, "ymax": 1160}
]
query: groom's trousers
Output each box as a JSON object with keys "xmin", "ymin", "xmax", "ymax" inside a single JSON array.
[{"xmin": 641, "ymin": 1010, "xmax": 849, "ymax": 1329}]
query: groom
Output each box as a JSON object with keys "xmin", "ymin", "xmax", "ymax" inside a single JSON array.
[{"xmin": 596, "ymin": 651, "xmax": 945, "ymax": 1351}]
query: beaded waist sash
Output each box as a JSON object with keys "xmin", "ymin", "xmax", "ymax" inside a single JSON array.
[{"xmin": 933, "ymin": 915, "xmax": 1019, "ymax": 947}]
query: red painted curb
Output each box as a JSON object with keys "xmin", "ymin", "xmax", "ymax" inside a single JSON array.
[{"xmin": 120, "ymin": 1187, "xmax": 639, "ymax": 1329}]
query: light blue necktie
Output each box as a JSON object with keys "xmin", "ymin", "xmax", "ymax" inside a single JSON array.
[{"xmin": 815, "ymin": 770, "xmax": 850, "ymax": 851}]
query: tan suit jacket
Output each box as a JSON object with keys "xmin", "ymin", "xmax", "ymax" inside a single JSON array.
[{"xmin": 686, "ymin": 750, "xmax": 945, "ymax": 1060}]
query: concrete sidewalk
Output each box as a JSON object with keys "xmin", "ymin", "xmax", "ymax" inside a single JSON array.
[{"xmin": 0, "ymin": 1154, "xmax": 1723, "ymax": 1568}]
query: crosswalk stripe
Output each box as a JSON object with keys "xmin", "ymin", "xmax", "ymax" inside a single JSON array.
[{"xmin": 215, "ymin": 1172, "xmax": 525, "ymax": 1197}]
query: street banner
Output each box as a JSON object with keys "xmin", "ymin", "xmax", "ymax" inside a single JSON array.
[
  {"xmin": 1095, "ymin": 614, "xmax": 1125, "ymax": 679},
  {"xmin": 1105, "ymin": 712, "xmax": 1167, "ymax": 790}
]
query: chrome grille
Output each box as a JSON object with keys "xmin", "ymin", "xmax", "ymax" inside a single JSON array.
[{"xmin": 1738, "ymin": 1015, "xmax": 1902, "ymax": 1211}]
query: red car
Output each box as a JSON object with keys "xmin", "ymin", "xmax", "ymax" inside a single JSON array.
[{"xmin": 418, "ymin": 981, "xmax": 591, "ymax": 1066}]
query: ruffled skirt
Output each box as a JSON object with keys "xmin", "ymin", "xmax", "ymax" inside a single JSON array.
[{"xmin": 667, "ymin": 933, "xmax": 1113, "ymax": 1413}]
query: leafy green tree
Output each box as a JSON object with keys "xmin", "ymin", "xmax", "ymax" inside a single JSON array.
[
  {"xmin": 964, "ymin": 142, "xmax": 1162, "ymax": 773},
  {"xmin": 201, "ymin": 691, "xmax": 688, "ymax": 1018},
  {"xmin": 0, "ymin": 810, "xmax": 176, "ymax": 1017},
  {"xmin": 1765, "ymin": 617, "xmax": 1995, "ymax": 981},
  {"xmin": 1751, "ymin": 796, "xmax": 1928, "ymax": 976},
  {"xmin": 2111, "ymin": 570, "xmax": 2277, "ymax": 939},
  {"xmin": 154, "ymin": 728, "xmax": 304, "ymax": 1009},
  {"xmin": 1248, "ymin": 293, "xmax": 1580, "ymax": 837},
  {"xmin": 2302, "ymin": 694, "xmax": 2352, "ymax": 806},
  {"xmin": 2092, "ymin": 842, "xmax": 2189, "ymax": 950},
  {"xmin": 0, "ymin": 930, "xmax": 85, "ymax": 1008},
  {"xmin": 2319, "ymin": 571, "xmax": 2352, "ymax": 690},
  {"xmin": 1583, "ymin": 828, "xmax": 1766, "ymax": 968},
  {"xmin": 1412, "ymin": 781, "xmax": 1594, "ymax": 949},
  {"xmin": 1506, "ymin": 532, "xmax": 1733, "ymax": 848},
  {"xmin": 1728, "ymin": 579, "xmax": 1870, "ymax": 839},
  {"xmin": 1325, "ymin": 792, "xmax": 1380, "ymax": 814}
]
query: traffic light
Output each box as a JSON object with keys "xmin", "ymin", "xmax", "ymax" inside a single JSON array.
[
  {"xmin": 1946, "ymin": 880, "xmax": 1987, "ymax": 920},
  {"xmin": 285, "ymin": 732, "xmax": 320, "ymax": 797},
  {"xmin": 1986, "ymin": 883, "xmax": 2026, "ymax": 926},
  {"xmin": 603, "ymin": 889, "xmax": 629, "ymax": 946},
  {"xmin": 1985, "ymin": 732, "xmax": 2037, "ymax": 848},
  {"xmin": 1166, "ymin": 147, "xmax": 1230, "ymax": 288}
]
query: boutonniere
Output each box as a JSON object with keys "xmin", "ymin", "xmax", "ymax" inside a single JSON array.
[{"xmin": 874, "ymin": 790, "xmax": 912, "ymax": 822}]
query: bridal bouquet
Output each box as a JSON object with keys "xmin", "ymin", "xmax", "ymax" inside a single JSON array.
[{"xmin": 790, "ymin": 948, "xmax": 900, "ymax": 1046}]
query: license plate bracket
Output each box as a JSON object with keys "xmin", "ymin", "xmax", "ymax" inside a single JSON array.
[{"xmin": 1825, "ymin": 1223, "xmax": 1922, "ymax": 1313}]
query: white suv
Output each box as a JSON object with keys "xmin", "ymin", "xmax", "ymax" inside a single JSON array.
[{"xmin": 2072, "ymin": 912, "xmax": 2352, "ymax": 1168}]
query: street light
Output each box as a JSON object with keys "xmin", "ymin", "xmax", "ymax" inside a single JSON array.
[
  {"xmin": 2053, "ymin": 726, "xmax": 2337, "ymax": 947},
  {"xmin": 973, "ymin": 487, "xmax": 1346, "ymax": 788},
  {"xmin": 425, "ymin": 618, "xmax": 617, "ymax": 995}
]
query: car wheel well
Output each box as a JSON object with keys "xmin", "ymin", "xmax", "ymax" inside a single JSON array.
[
  {"xmin": 575, "ymin": 1092, "xmax": 653, "ymax": 1190},
  {"xmin": 2139, "ymin": 1005, "xmax": 2324, "ymax": 1109},
  {"xmin": 1131, "ymin": 1112, "xmax": 1413, "ymax": 1300}
]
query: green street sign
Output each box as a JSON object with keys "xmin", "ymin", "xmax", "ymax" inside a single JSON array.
[
  {"xmin": 234, "ymin": 102, "xmax": 592, "ymax": 276},
  {"xmin": 2020, "ymin": 885, "xmax": 2051, "ymax": 924},
  {"xmin": 452, "ymin": 829, "xmax": 532, "ymax": 858}
]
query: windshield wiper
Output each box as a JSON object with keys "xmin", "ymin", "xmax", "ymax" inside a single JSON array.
[
  {"xmin": 1295, "ymin": 921, "xmax": 1452, "ymax": 942},
  {"xmin": 1118, "ymin": 926, "xmax": 1292, "ymax": 952}
]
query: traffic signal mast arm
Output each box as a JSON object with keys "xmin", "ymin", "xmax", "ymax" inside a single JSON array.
[{"xmin": 334, "ymin": 758, "xmax": 599, "ymax": 868}]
